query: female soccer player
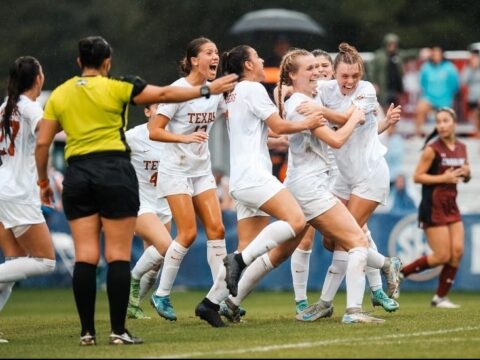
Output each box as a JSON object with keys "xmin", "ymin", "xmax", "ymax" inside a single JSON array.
[
  {"xmin": 35, "ymin": 35, "xmax": 237, "ymax": 345},
  {"xmin": 296, "ymin": 43, "xmax": 402, "ymax": 317},
  {"xmin": 194, "ymin": 44, "xmax": 325, "ymax": 327},
  {"xmin": 147, "ymin": 38, "xmax": 233, "ymax": 321},
  {"xmin": 0, "ymin": 57, "xmax": 55, "ymax": 344},
  {"xmin": 400, "ymin": 107, "xmax": 470, "ymax": 308},
  {"xmin": 125, "ymin": 104, "xmax": 172, "ymax": 320}
]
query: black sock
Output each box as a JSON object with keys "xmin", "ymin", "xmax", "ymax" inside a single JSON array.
[
  {"xmin": 73, "ymin": 262, "xmax": 97, "ymax": 336},
  {"xmin": 202, "ymin": 297, "xmax": 220, "ymax": 311},
  {"xmin": 234, "ymin": 253, "xmax": 247, "ymax": 269},
  {"xmin": 106, "ymin": 260, "xmax": 131, "ymax": 335}
]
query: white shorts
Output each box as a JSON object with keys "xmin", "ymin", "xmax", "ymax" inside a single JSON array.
[
  {"xmin": 286, "ymin": 172, "xmax": 339, "ymax": 221},
  {"xmin": 332, "ymin": 159, "xmax": 389, "ymax": 205},
  {"xmin": 0, "ymin": 201, "xmax": 45, "ymax": 237},
  {"xmin": 230, "ymin": 176, "xmax": 285, "ymax": 221},
  {"xmin": 157, "ymin": 173, "xmax": 216, "ymax": 198},
  {"xmin": 138, "ymin": 195, "xmax": 172, "ymax": 224}
]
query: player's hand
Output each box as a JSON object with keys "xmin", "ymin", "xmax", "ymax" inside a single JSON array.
[
  {"xmin": 209, "ymin": 74, "xmax": 238, "ymax": 94},
  {"xmin": 182, "ymin": 132, "xmax": 209, "ymax": 144},
  {"xmin": 303, "ymin": 111, "xmax": 327, "ymax": 130},
  {"xmin": 351, "ymin": 107, "xmax": 365, "ymax": 125},
  {"xmin": 385, "ymin": 103, "xmax": 402, "ymax": 126},
  {"xmin": 296, "ymin": 101, "xmax": 322, "ymax": 116},
  {"xmin": 40, "ymin": 185, "xmax": 55, "ymax": 208},
  {"xmin": 443, "ymin": 167, "xmax": 464, "ymax": 184}
]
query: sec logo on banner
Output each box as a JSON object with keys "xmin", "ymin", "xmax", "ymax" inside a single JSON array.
[{"xmin": 388, "ymin": 213, "xmax": 442, "ymax": 281}]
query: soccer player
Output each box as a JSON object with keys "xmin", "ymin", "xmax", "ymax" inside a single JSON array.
[
  {"xmin": 147, "ymin": 38, "xmax": 232, "ymax": 321},
  {"xmin": 0, "ymin": 56, "xmax": 56, "ymax": 344},
  {"xmin": 125, "ymin": 104, "xmax": 173, "ymax": 320},
  {"xmin": 194, "ymin": 44, "xmax": 325, "ymax": 327},
  {"xmin": 35, "ymin": 35, "xmax": 237, "ymax": 345},
  {"xmin": 400, "ymin": 107, "xmax": 470, "ymax": 308}
]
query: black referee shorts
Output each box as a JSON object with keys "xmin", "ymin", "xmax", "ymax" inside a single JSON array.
[{"xmin": 62, "ymin": 152, "xmax": 139, "ymax": 220}]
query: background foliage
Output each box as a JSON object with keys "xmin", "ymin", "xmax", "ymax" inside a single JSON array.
[{"xmin": 0, "ymin": 0, "xmax": 478, "ymax": 124}]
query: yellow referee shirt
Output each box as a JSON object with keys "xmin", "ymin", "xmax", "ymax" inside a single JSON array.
[{"xmin": 43, "ymin": 75, "xmax": 146, "ymax": 160}]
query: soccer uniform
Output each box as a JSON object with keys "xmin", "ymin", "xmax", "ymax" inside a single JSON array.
[
  {"xmin": 43, "ymin": 75, "xmax": 147, "ymax": 220},
  {"xmin": 284, "ymin": 92, "xmax": 338, "ymax": 221},
  {"xmin": 418, "ymin": 138, "xmax": 467, "ymax": 228},
  {"xmin": 226, "ymin": 81, "xmax": 284, "ymax": 220},
  {"xmin": 155, "ymin": 77, "xmax": 225, "ymax": 197},
  {"xmin": 0, "ymin": 95, "xmax": 45, "ymax": 235},
  {"xmin": 125, "ymin": 124, "xmax": 171, "ymax": 224},
  {"xmin": 317, "ymin": 80, "xmax": 389, "ymax": 205}
]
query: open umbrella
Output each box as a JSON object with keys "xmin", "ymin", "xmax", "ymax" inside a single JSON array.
[{"xmin": 230, "ymin": 8, "xmax": 325, "ymax": 36}]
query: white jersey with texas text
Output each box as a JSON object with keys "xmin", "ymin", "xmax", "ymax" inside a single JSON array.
[
  {"xmin": 0, "ymin": 95, "xmax": 43, "ymax": 204},
  {"xmin": 225, "ymin": 81, "xmax": 278, "ymax": 192},
  {"xmin": 316, "ymin": 79, "xmax": 386, "ymax": 184},
  {"xmin": 155, "ymin": 77, "xmax": 226, "ymax": 177}
]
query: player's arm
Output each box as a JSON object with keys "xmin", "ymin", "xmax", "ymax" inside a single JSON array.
[
  {"xmin": 413, "ymin": 146, "xmax": 464, "ymax": 185},
  {"xmin": 378, "ymin": 103, "xmax": 402, "ymax": 134},
  {"xmin": 296, "ymin": 101, "xmax": 352, "ymax": 126},
  {"xmin": 148, "ymin": 114, "xmax": 208, "ymax": 144}
]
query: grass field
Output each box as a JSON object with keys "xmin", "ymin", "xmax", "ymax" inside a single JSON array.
[{"xmin": 1, "ymin": 288, "xmax": 479, "ymax": 358}]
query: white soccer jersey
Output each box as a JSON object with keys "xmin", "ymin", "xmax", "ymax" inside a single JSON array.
[
  {"xmin": 125, "ymin": 124, "xmax": 170, "ymax": 215},
  {"xmin": 317, "ymin": 80, "xmax": 387, "ymax": 184},
  {"xmin": 226, "ymin": 81, "xmax": 278, "ymax": 191},
  {"xmin": 284, "ymin": 92, "xmax": 330, "ymax": 185},
  {"xmin": 155, "ymin": 77, "xmax": 226, "ymax": 177},
  {"xmin": 0, "ymin": 95, "xmax": 43, "ymax": 205}
]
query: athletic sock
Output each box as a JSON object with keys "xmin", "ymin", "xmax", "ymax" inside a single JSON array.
[
  {"xmin": 320, "ymin": 250, "xmax": 348, "ymax": 303},
  {"xmin": 0, "ymin": 257, "xmax": 55, "ymax": 282},
  {"xmin": 73, "ymin": 262, "xmax": 97, "ymax": 336},
  {"xmin": 436, "ymin": 264, "xmax": 458, "ymax": 297},
  {"xmin": 106, "ymin": 260, "xmax": 130, "ymax": 335},
  {"xmin": 139, "ymin": 269, "xmax": 161, "ymax": 300},
  {"xmin": 346, "ymin": 247, "xmax": 367, "ymax": 310},
  {"xmin": 131, "ymin": 245, "xmax": 164, "ymax": 280},
  {"xmin": 207, "ymin": 239, "xmax": 227, "ymax": 281},
  {"xmin": 155, "ymin": 241, "xmax": 188, "ymax": 297},
  {"xmin": 401, "ymin": 255, "xmax": 430, "ymax": 277},
  {"xmin": 241, "ymin": 221, "xmax": 295, "ymax": 266},
  {"xmin": 291, "ymin": 248, "xmax": 312, "ymax": 302}
]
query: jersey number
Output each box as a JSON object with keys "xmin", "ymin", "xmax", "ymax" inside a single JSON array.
[
  {"xmin": 194, "ymin": 125, "xmax": 208, "ymax": 132},
  {"xmin": 149, "ymin": 172, "xmax": 158, "ymax": 186}
]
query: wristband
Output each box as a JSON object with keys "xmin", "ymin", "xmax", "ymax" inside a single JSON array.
[{"xmin": 37, "ymin": 179, "xmax": 50, "ymax": 189}]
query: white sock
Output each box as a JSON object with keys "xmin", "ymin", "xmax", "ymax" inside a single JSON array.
[
  {"xmin": 155, "ymin": 241, "xmax": 188, "ymax": 297},
  {"xmin": 0, "ymin": 258, "xmax": 16, "ymax": 311},
  {"xmin": 231, "ymin": 254, "xmax": 274, "ymax": 306},
  {"xmin": 320, "ymin": 250, "xmax": 348, "ymax": 303},
  {"xmin": 207, "ymin": 239, "xmax": 227, "ymax": 282},
  {"xmin": 131, "ymin": 245, "xmax": 164, "ymax": 280},
  {"xmin": 291, "ymin": 248, "xmax": 312, "ymax": 302},
  {"xmin": 139, "ymin": 268, "xmax": 161, "ymax": 300},
  {"xmin": 206, "ymin": 263, "xmax": 230, "ymax": 305},
  {"xmin": 241, "ymin": 221, "xmax": 295, "ymax": 266},
  {"xmin": 346, "ymin": 247, "xmax": 367, "ymax": 310},
  {"xmin": 365, "ymin": 231, "xmax": 384, "ymax": 292},
  {"xmin": 0, "ymin": 257, "xmax": 55, "ymax": 282}
]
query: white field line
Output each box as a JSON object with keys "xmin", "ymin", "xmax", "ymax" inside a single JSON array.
[{"xmin": 154, "ymin": 325, "xmax": 480, "ymax": 359}]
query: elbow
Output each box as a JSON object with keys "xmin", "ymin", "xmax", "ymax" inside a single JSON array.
[{"xmin": 413, "ymin": 175, "xmax": 421, "ymax": 184}]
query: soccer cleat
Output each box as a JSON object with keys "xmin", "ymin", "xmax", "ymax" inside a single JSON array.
[
  {"xmin": 383, "ymin": 257, "xmax": 402, "ymax": 298},
  {"xmin": 109, "ymin": 329, "xmax": 143, "ymax": 345},
  {"xmin": 295, "ymin": 299, "xmax": 309, "ymax": 314},
  {"xmin": 392, "ymin": 272, "xmax": 404, "ymax": 300},
  {"xmin": 196, "ymin": 301, "xmax": 227, "ymax": 328},
  {"xmin": 218, "ymin": 298, "xmax": 245, "ymax": 323},
  {"xmin": 295, "ymin": 301, "xmax": 334, "ymax": 322},
  {"xmin": 431, "ymin": 295, "xmax": 460, "ymax": 309},
  {"xmin": 129, "ymin": 277, "xmax": 141, "ymax": 307},
  {"xmin": 371, "ymin": 289, "xmax": 399, "ymax": 312},
  {"xmin": 0, "ymin": 332, "xmax": 8, "ymax": 344},
  {"xmin": 223, "ymin": 253, "xmax": 245, "ymax": 297},
  {"xmin": 342, "ymin": 311, "xmax": 385, "ymax": 324},
  {"xmin": 127, "ymin": 304, "xmax": 151, "ymax": 319},
  {"xmin": 150, "ymin": 294, "xmax": 177, "ymax": 321},
  {"xmin": 79, "ymin": 332, "xmax": 96, "ymax": 346}
]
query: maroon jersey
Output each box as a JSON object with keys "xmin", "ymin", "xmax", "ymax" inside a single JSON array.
[{"xmin": 418, "ymin": 138, "xmax": 468, "ymax": 228}]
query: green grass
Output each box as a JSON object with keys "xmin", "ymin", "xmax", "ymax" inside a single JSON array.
[{"xmin": 1, "ymin": 289, "xmax": 479, "ymax": 358}]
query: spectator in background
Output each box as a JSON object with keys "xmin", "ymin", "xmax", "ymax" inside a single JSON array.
[
  {"xmin": 401, "ymin": 56, "xmax": 421, "ymax": 120},
  {"xmin": 388, "ymin": 174, "xmax": 417, "ymax": 214},
  {"xmin": 368, "ymin": 33, "xmax": 405, "ymax": 111},
  {"xmin": 415, "ymin": 46, "xmax": 460, "ymax": 137},
  {"xmin": 461, "ymin": 49, "xmax": 480, "ymax": 137}
]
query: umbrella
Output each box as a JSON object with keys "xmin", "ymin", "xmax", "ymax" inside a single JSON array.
[{"xmin": 230, "ymin": 8, "xmax": 325, "ymax": 36}]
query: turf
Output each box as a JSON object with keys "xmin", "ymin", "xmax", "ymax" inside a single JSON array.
[{"xmin": 1, "ymin": 289, "xmax": 479, "ymax": 358}]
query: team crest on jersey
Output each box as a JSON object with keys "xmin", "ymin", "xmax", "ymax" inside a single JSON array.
[{"xmin": 76, "ymin": 79, "xmax": 88, "ymax": 86}]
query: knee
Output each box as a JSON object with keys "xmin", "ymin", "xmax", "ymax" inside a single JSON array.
[
  {"xmin": 176, "ymin": 227, "xmax": 197, "ymax": 245},
  {"xmin": 206, "ymin": 222, "xmax": 225, "ymax": 240},
  {"xmin": 452, "ymin": 247, "xmax": 464, "ymax": 262},
  {"xmin": 287, "ymin": 214, "xmax": 306, "ymax": 236},
  {"xmin": 435, "ymin": 252, "xmax": 451, "ymax": 264}
]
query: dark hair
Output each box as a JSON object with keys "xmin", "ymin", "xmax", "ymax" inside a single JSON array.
[
  {"xmin": 311, "ymin": 49, "xmax": 333, "ymax": 65},
  {"xmin": 179, "ymin": 37, "xmax": 213, "ymax": 76},
  {"xmin": 220, "ymin": 45, "xmax": 251, "ymax": 97},
  {"xmin": 277, "ymin": 48, "xmax": 311, "ymax": 118},
  {"xmin": 78, "ymin": 36, "xmax": 112, "ymax": 69},
  {"xmin": 333, "ymin": 42, "xmax": 364, "ymax": 76},
  {"xmin": 422, "ymin": 107, "xmax": 457, "ymax": 149},
  {"xmin": 1, "ymin": 56, "xmax": 41, "ymax": 151}
]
